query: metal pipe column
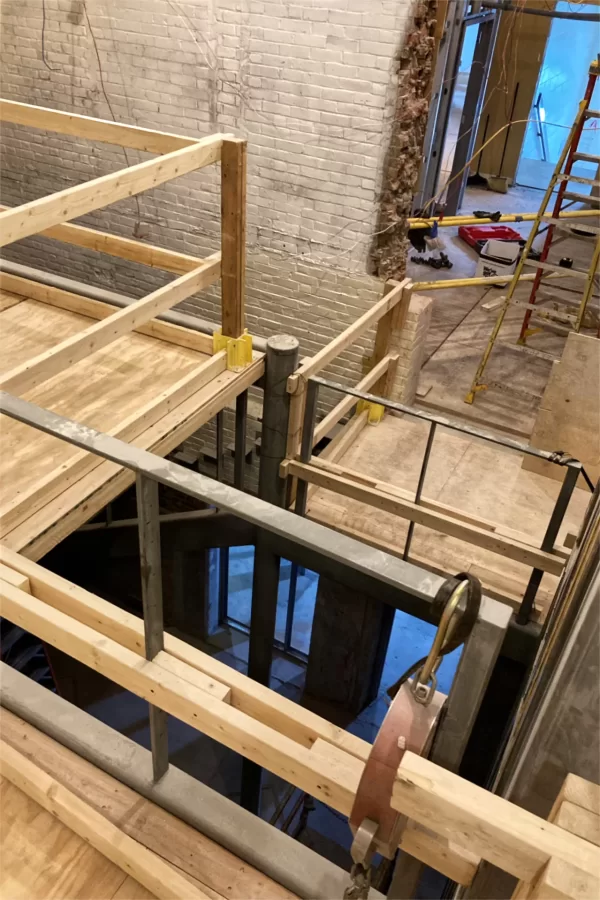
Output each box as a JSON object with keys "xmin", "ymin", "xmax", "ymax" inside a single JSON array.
[{"xmin": 243, "ymin": 335, "xmax": 299, "ymax": 813}]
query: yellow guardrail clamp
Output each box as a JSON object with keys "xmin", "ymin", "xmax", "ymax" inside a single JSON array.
[
  {"xmin": 357, "ymin": 399, "xmax": 385, "ymax": 425},
  {"xmin": 213, "ymin": 329, "xmax": 253, "ymax": 371}
]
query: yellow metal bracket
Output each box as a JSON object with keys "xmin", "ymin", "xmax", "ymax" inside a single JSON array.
[
  {"xmin": 357, "ymin": 399, "xmax": 385, "ymax": 425},
  {"xmin": 213, "ymin": 329, "xmax": 253, "ymax": 371}
]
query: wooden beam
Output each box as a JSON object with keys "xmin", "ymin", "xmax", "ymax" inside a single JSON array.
[
  {"xmin": 0, "ymin": 545, "xmax": 368, "ymax": 763},
  {"xmin": 0, "ymin": 563, "xmax": 30, "ymax": 593},
  {"xmin": 288, "ymin": 279, "xmax": 408, "ymax": 389},
  {"xmin": 312, "ymin": 355, "xmax": 396, "ymax": 447},
  {"xmin": 0, "ymin": 134, "xmax": 226, "ymax": 247},
  {"xmin": 2, "ymin": 359, "xmax": 264, "ymax": 560},
  {"xmin": 220, "ymin": 137, "xmax": 246, "ymax": 338},
  {"xmin": 527, "ymin": 858, "xmax": 600, "ymax": 900},
  {"xmin": 0, "ymin": 740, "xmax": 213, "ymax": 900},
  {"xmin": 286, "ymin": 459, "xmax": 566, "ymax": 575},
  {"xmin": 371, "ymin": 280, "xmax": 411, "ymax": 396},
  {"xmin": 0, "ymin": 258, "xmax": 221, "ymax": 396},
  {"xmin": 0, "ymin": 272, "xmax": 214, "ymax": 355},
  {"xmin": 0, "ymin": 206, "xmax": 204, "ymax": 275},
  {"xmin": 0, "ymin": 353, "xmax": 227, "ymax": 537},
  {"xmin": 392, "ymin": 752, "xmax": 600, "ymax": 884},
  {"xmin": 0, "ymin": 576, "xmax": 477, "ymax": 885},
  {"xmin": 0, "ymin": 99, "xmax": 200, "ymax": 154}
]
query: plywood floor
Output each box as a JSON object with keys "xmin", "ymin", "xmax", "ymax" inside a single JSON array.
[
  {"xmin": 307, "ymin": 414, "xmax": 591, "ymax": 614},
  {"xmin": 0, "ymin": 285, "xmax": 264, "ymax": 560},
  {"xmin": 0, "ymin": 707, "xmax": 297, "ymax": 900},
  {"xmin": 0, "ymin": 777, "xmax": 154, "ymax": 900}
]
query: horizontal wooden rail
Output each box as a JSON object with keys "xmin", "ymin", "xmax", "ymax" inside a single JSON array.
[
  {"xmin": 0, "ymin": 550, "xmax": 477, "ymax": 884},
  {"xmin": 288, "ymin": 278, "xmax": 410, "ymax": 392},
  {"xmin": 312, "ymin": 354, "xmax": 397, "ymax": 447},
  {"xmin": 392, "ymin": 752, "xmax": 600, "ymax": 886},
  {"xmin": 0, "ymin": 134, "xmax": 227, "ymax": 247},
  {"xmin": 0, "ymin": 99, "xmax": 199, "ymax": 153},
  {"xmin": 0, "ymin": 205, "xmax": 203, "ymax": 275},
  {"xmin": 0, "ymin": 256, "xmax": 221, "ymax": 396},
  {"xmin": 413, "ymin": 270, "xmax": 569, "ymax": 292},
  {"xmin": 0, "ymin": 273, "xmax": 214, "ymax": 354},
  {"xmin": 285, "ymin": 459, "xmax": 566, "ymax": 575},
  {"xmin": 0, "ymin": 741, "xmax": 213, "ymax": 900}
]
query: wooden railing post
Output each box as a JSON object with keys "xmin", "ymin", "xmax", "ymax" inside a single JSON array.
[
  {"xmin": 372, "ymin": 279, "xmax": 412, "ymax": 398},
  {"xmin": 220, "ymin": 137, "xmax": 246, "ymax": 338}
]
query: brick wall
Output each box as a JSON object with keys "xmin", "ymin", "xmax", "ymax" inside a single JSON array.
[{"xmin": 0, "ymin": 0, "xmax": 425, "ymax": 478}]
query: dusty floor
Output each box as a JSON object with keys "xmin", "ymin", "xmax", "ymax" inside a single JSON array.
[{"xmin": 407, "ymin": 184, "xmax": 599, "ymax": 435}]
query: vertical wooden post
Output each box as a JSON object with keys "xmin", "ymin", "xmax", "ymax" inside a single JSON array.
[
  {"xmin": 372, "ymin": 279, "xmax": 411, "ymax": 397},
  {"xmin": 221, "ymin": 137, "xmax": 246, "ymax": 338}
]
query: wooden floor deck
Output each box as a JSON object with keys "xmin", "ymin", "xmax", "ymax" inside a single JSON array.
[
  {"xmin": 307, "ymin": 412, "xmax": 591, "ymax": 616},
  {"xmin": 0, "ymin": 277, "xmax": 264, "ymax": 560},
  {"xmin": 0, "ymin": 708, "xmax": 295, "ymax": 900}
]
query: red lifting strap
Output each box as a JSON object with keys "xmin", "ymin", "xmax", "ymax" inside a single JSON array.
[{"xmin": 349, "ymin": 683, "xmax": 446, "ymax": 859}]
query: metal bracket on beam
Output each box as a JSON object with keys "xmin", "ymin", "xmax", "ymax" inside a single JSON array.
[
  {"xmin": 357, "ymin": 399, "xmax": 385, "ymax": 425},
  {"xmin": 213, "ymin": 329, "xmax": 253, "ymax": 370}
]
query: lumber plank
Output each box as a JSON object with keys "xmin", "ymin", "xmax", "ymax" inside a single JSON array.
[
  {"xmin": 0, "ymin": 776, "xmax": 137, "ymax": 900},
  {"xmin": 0, "ymin": 709, "xmax": 296, "ymax": 900},
  {"xmin": 2, "ymin": 359, "xmax": 264, "ymax": 559},
  {"xmin": 220, "ymin": 138, "xmax": 246, "ymax": 338},
  {"xmin": 290, "ymin": 279, "xmax": 406, "ymax": 386},
  {"xmin": 310, "ymin": 738, "xmax": 479, "ymax": 885},
  {"xmin": 287, "ymin": 460, "xmax": 566, "ymax": 575},
  {"xmin": 0, "ymin": 272, "xmax": 214, "ymax": 354},
  {"xmin": 528, "ymin": 857, "xmax": 600, "ymax": 900},
  {"xmin": 0, "ymin": 563, "xmax": 30, "ymax": 592},
  {"xmin": 0, "ymin": 206, "xmax": 203, "ymax": 274},
  {"xmin": 554, "ymin": 801, "xmax": 600, "ymax": 848},
  {"xmin": 312, "ymin": 355, "xmax": 396, "ymax": 447},
  {"xmin": 0, "ymin": 135, "xmax": 226, "ymax": 247},
  {"xmin": 392, "ymin": 752, "xmax": 600, "ymax": 884},
  {"xmin": 550, "ymin": 773, "xmax": 600, "ymax": 819},
  {"xmin": 0, "ymin": 545, "xmax": 369, "ymax": 764},
  {"xmin": 0, "ymin": 741, "xmax": 212, "ymax": 900},
  {"xmin": 0, "ymin": 99, "xmax": 199, "ymax": 153},
  {"xmin": 0, "ymin": 578, "xmax": 477, "ymax": 886},
  {"xmin": 0, "ymin": 258, "xmax": 221, "ymax": 396},
  {"xmin": 372, "ymin": 281, "xmax": 411, "ymax": 396},
  {"xmin": 0, "ymin": 580, "xmax": 357, "ymax": 813},
  {"xmin": 0, "ymin": 353, "xmax": 227, "ymax": 537},
  {"xmin": 0, "ymin": 289, "xmax": 24, "ymax": 312}
]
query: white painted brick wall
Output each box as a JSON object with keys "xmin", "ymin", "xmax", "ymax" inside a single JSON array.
[{"xmin": 0, "ymin": 0, "xmax": 420, "ymax": 471}]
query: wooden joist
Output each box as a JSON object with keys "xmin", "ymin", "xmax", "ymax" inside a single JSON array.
[
  {"xmin": 0, "ymin": 353, "xmax": 227, "ymax": 538},
  {"xmin": 0, "ymin": 98, "xmax": 200, "ymax": 153},
  {"xmin": 392, "ymin": 752, "xmax": 600, "ymax": 887},
  {"xmin": 0, "ymin": 273, "xmax": 215, "ymax": 355},
  {"xmin": 312, "ymin": 354, "xmax": 397, "ymax": 448},
  {"xmin": 285, "ymin": 459, "xmax": 566, "ymax": 575},
  {"xmin": 288, "ymin": 279, "xmax": 408, "ymax": 390},
  {"xmin": 0, "ymin": 206, "xmax": 205, "ymax": 275},
  {"xmin": 0, "ymin": 741, "xmax": 213, "ymax": 900},
  {"xmin": 0, "ymin": 551, "xmax": 478, "ymax": 884},
  {"xmin": 0, "ymin": 258, "xmax": 221, "ymax": 396},
  {"xmin": 0, "ymin": 134, "xmax": 226, "ymax": 247}
]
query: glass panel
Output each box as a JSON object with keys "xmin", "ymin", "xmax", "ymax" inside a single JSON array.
[
  {"xmin": 517, "ymin": 2, "xmax": 600, "ymax": 190},
  {"xmin": 275, "ymin": 561, "xmax": 319, "ymax": 656},
  {"xmin": 225, "ymin": 545, "xmax": 255, "ymax": 627}
]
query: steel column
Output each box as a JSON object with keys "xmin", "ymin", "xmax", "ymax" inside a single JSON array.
[
  {"xmin": 403, "ymin": 422, "xmax": 437, "ymax": 561},
  {"xmin": 257, "ymin": 334, "xmax": 300, "ymax": 505},
  {"xmin": 216, "ymin": 410, "xmax": 225, "ymax": 483},
  {"xmin": 234, "ymin": 390, "xmax": 248, "ymax": 490},
  {"xmin": 243, "ymin": 335, "xmax": 299, "ymax": 813},
  {"xmin": 517, "ymin": 462, "xmax": 582, "ymax": 625},
  {"xmin": 135, "ymin": 473, "xmax": 169, "ymax": 782}
]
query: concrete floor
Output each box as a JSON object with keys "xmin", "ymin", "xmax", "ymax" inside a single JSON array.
[{"xmin": 408, "ymin": 184, "xmax": 599, "ymax": 435}]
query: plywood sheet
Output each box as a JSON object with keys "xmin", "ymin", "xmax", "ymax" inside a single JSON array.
[
  {"xmin": 307, "ymin": 413, "xmax": 590, "ymax": 615},
  {"xmin": 523, "ymin": 333, "xmax": 600, "ymax": 485},
  {"xmin": 0, "ymin": 777, "xmax": 152, "ymax": 900}
]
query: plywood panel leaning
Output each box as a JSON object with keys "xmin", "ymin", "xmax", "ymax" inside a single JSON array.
[{"xmin": 523, "ymin": 333, "xmax": 600, "ymax": 485}]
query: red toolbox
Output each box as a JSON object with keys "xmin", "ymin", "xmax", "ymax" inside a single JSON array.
[{"xmin": 459, "ymin": 224, "xmax": 523, "ymax": 254}]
